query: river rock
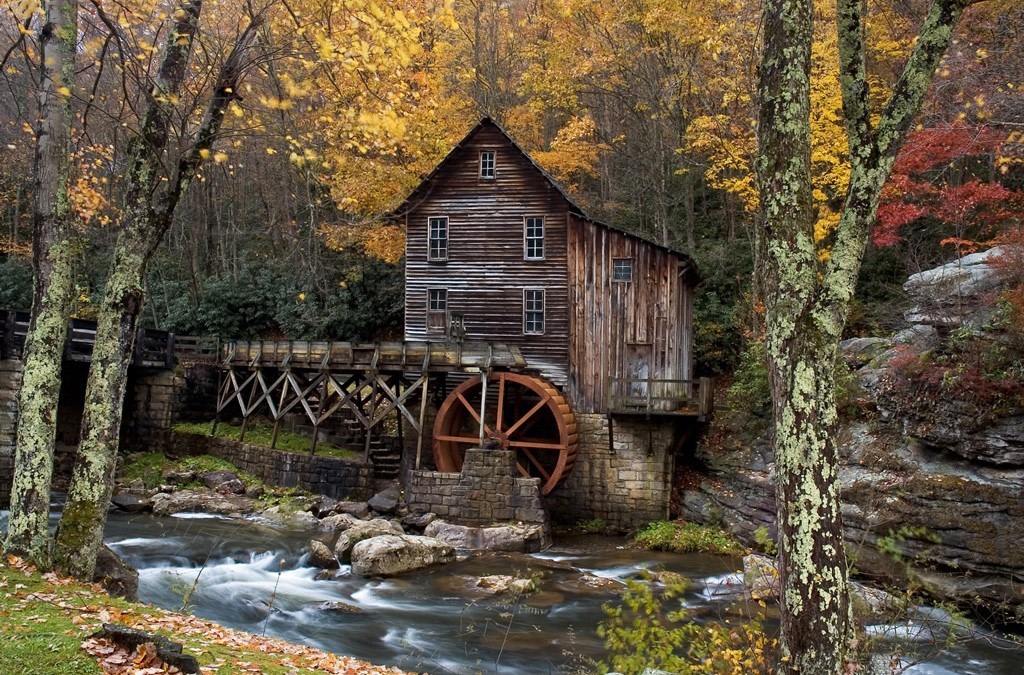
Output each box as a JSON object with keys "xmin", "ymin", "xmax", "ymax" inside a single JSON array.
[
  {"xmin": 307, "ymin": 539, "xmax": 339, "ymax": 570},
  {"xmin": 257, "ymin": 505, "xmax": 320, "ymax": 529},
  {"xmin": 245, "ymin": 484, "xmax": 265, "ymax": 498},
  {"xmin": 334, "ymin": 519, "xmax": 404, "ymax": 562},
  {"xmin": 476, "ymin": 575, "xmax": 535, "ymax": 595},
  {"xmin": 162, "ymin": 469, "xmax": 196, "ymax": 485},
  {"xmin": 401, "ymin": 511, "xmax": 437, "ymax": 531},
  {"xmin": 94, "ymin": 545, "xmax": 139, "ymax": 601},
  {"xmin": 350, "ymin": 534, "xmax": 455, "ymax": 576},
  {"xmin": 319, "ymin": 512, "xmax": 361, "ymax": 532},
  {"xmin": 111, "ymin": 491, "xmax": 152, "ymax": 513},
  {"xmin": 368, "ymin": 487, "xmax": 400, "ymax": 514},
  {"xmin": 316, "ymin": 600, "xmax": 363, "ymax": 614},
  {"xmin": 151, "ymin": 489, "xmax": 255, "ymax": 516},
  {"xmin": 199, "ymin": 470, "xmax": 240, "ymax": 489},
  {"xmin": 310, "ymin": 496, "xmax": 339, "ymax": 517},
  {"xmin": 215, "ymin": 478, "xmax": 246, "ymax": 495},
  {"xmin": 334, "ymin": 501, "xmax": 371, "ymax": 519},
  {"xmin": 743, "ymin": 554, "xmax": 779, "ymax": 600}
]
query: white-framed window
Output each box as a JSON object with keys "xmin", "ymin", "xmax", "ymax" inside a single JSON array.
[
  {"xmin": 613, "ymin": 258, "xmax": 633, "ymax": 282},
  {"xmin": 427, "ymin": 288, "xmax": 447, "ymax": 332},
  {"xmin": 480, "ymin": 150, "xmax": 496, "ymax": 179},
  {"xmin": 524, "ymin": 216, "xmax": 544, "ymax": 260},
  {"xmin": 523, "ymin": 288, "xmax": 545, "ymax": 335},
  {"xmin": 428, "ymin": 216, "xmax": 448, "ymax": 261}
]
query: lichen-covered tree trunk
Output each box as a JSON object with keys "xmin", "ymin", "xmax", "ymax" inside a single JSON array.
[
  {"xmin": 52, "ymin": 1, "xmax": 262, "ymax": 578},
  {"xmin": 756, "ymin": 0, "xmax": 975, "ymax": 671},
  {"xmin": 3, "ymin": 0, "xmax": 78, "ymax": 565}
]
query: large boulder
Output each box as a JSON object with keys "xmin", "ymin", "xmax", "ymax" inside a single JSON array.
[
  {"xmin": 350, "ymin": 535, "xmax": 455, "ymax": 576},
  {"xmin": 94, "ymin": 545, "xmax": 139, "ymax": 601},
  {"xmin": 110, "ymin": 491, "xmax": 152, "ymax": 513},
  {"xmin": 903, "ymin": 247, "xmax": 1008, "ymax": 329},
  {"xmin": 334, "ymin": 501, "xmax": 371, "ymax": 519},
  {"xmin": 151, "ymin": 489, "xmax": 255, "ymax": 516},
  {"xmin": 334, "ymin": 519, "xmax": 404, "ymax": 561},
  {"xmin": 424, "ymin": 520, "xmax": 548, "ymax": 552},
  {"xmin": 319, "ymin": 512, "xmax": 362, "ymax": 532}
]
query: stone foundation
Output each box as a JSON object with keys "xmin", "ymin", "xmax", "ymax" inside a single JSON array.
[
  {"xmin": 170, "ymin": 431, "xmax": 374, "ymax": 501},
  {"xmin": 545, "ymin": 413, "xmax": 678, "ymax": 531},
  {"xmin": 0, "ymin": 358, "xmax": 23, "ymax": 505},
  {"xmin": 406, "ymin": 448, "xmax": 548, "ymax": 526}
]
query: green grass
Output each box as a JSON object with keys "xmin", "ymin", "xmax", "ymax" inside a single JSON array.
[
  {"xmin": 174, "ymin": 420, "xmax": 359, "ymax": 460},
  {"xmin": 0, "ymin": 557, "xmax": 402, "ymax": 674},
  {"xmin": 633, "ymin": 520, "xmax": 745, "ymax": 556}
]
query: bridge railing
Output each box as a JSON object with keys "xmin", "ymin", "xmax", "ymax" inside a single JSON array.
[{"xmin": 1, "ymin": 308, "xmax": 214, "ymax": 368}]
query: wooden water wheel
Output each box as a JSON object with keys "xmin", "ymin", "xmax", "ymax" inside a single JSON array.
[{"xmin": 432, "ymin": 372, "xmax": 578, "ymax": 495}]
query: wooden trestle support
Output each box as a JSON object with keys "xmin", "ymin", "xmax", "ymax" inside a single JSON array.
[{"xmin": 214, "ymin": 340, "xmax": 529, "ymax": 471}]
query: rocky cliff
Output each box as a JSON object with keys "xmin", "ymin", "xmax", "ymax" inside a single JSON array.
[{"xmin": 679, "ymin": 247, "xmax": 1024, "ymax": 625}]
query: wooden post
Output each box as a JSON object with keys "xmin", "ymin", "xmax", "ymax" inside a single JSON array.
[
  {"xmin": 270, "ymin": 370, "xmax": 289, "ymax": 449},
  {"xmin": 364, "ymin": 373, "xmax": 378, "ymax": 462},
  {"xmin": 478, "ymin": 371, "xmax": 488, "ymax": 445},
  {"xmin": 416, "ymin": 374, "xmax": 430, "ymax": 470}
]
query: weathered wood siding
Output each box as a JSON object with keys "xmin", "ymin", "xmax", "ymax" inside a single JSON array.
[
  {"xmin": 566, "ymin": 213, "xmax": 694, "ymax": 413},
  {"xmin": 403, "ymin": 123, "xmax": 572, "ymax": 387}
]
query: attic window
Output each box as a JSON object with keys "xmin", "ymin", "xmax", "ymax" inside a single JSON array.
[
  {"xmin": 613, "ymin": 258, "xmax": 633, "ymax": 282},
  {"xmin": 480, "ymin": 150, "xmax": 496, "ymax": 179}
]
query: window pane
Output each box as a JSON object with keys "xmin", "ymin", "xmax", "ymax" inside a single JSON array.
[
  {"xmin": 613, "ymin": 258, "xmax": 632, "ymax": 282},
  {"xmin": 524, "ymin": 289, "xmax": 544, "ymax": 334},
  {"xmin": 525, "ymin": 217, "xmax": 544, "ymax": 259},
  {"xmin": 428, "ymin": 217, "xmax": 448, "ymax": 260},
  {"xmin": 429, "ymin": 289, "xmax": 447, "ymax": 310},
  {"xmin": 480, "ymin": 151, "xmax": 495, "ymax": 178}
]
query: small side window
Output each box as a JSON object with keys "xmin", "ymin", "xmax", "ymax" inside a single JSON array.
[
  {"xmin": 428, "ymin": 217, "xmax": 448, "ymax": 261},
  {"xmin": 613, "ymin": 258, "xmax": 633, "ymax": 282},
  {"xmin": 480, "ymin": 150, "xmax": 496, "ymax": 179}
]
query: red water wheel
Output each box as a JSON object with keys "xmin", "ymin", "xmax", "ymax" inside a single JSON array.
[{"xmin": 432, "ymin": 372, "xmax": 578, "ymax": 495}]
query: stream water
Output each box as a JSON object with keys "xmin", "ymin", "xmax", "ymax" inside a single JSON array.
[{"xmin": 3, "ymin": 507, "xmax": 1024, "ymax": 673}]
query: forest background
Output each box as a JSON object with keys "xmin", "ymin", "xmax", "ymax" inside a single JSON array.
[{"xmin": 1, "ymin": 0, "xmax": 1022, "ymax": 376}]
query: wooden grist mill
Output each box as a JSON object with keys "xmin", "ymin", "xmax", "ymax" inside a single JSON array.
[{"xmin": 215, "ymin": 117, "xmax": 711, "ymax": 524}]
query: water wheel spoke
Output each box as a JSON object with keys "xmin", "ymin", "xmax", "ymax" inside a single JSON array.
[
  {"xmin": 455, "ymin": 391, "xmax": 493, "ymax": 436},
  {"xmin": 504, "ymin": 398, "xmax": 548, "ymax": 438},
  {"xmin": 436, "ymin": 433, "xmax": 481, "ymax": 445},
  {"xmin": 508, "ymin": 439, "xmax": 566, "ymax": 451},
  {"xmin": 519, "ymin": 448, "xmax": 551, "ymax": 480}
]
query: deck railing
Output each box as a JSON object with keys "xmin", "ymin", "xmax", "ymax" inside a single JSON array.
[{"xmin": 607, "ymin": 375, "xmax": 713, "ymax": 419}]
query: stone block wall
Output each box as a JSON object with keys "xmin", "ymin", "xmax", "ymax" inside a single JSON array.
[
  {"xmin": 0, "ymin": 358, "xmax": 23, "ymax": 505},
  {"xmin": 545, "ymin": 413, "xmax": 677, "ymax": 531},
  {"xmin": 123, "ymin": 370, "xmax": 186, "ymax": 455},
  {"xmin": 170, "ymin": 431, "xmax": 374, "ymax": 501},
  {"xmin": 406, "ymin": 448, "xmax": 547, "ymax": 526}
]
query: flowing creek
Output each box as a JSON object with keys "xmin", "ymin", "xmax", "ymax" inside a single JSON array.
[{"xmin": 3, "ymin": 507, "xmax": 1023, "ymax": 673}]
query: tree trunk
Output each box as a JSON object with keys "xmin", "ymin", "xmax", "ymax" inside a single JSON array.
[
  {"xmin": 52, "ymin": 2, "xmax": 262, "ymax": 578},
  {"xmin": 4, "ymin": 0, "xmax": 78, "ymax": 565},
  {"xmin": 756, "ymin": 0, "xmax": 974, "ymax": 671}
]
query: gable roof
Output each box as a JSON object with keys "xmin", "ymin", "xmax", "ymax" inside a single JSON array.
[
  {"xmin": 391, "ymin": 116, "xmax": 586, "ymax": 218},
  {"xmin": 391, "ymin": 117, "xmax": 699, "ymax": 276}
]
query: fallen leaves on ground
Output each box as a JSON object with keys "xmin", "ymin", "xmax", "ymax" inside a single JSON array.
[{"xmin": 4, "ymin": 555, "xmax": 412, "ymax": 674}]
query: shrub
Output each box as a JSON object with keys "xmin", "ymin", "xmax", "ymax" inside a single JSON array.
[
  {"xmin": 597, "ymin": 574, "xmax": 776, "ymax": 674},
  {"xmin": 633, "ymin": 520, "xmax": 744, "ymax": 556}
]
